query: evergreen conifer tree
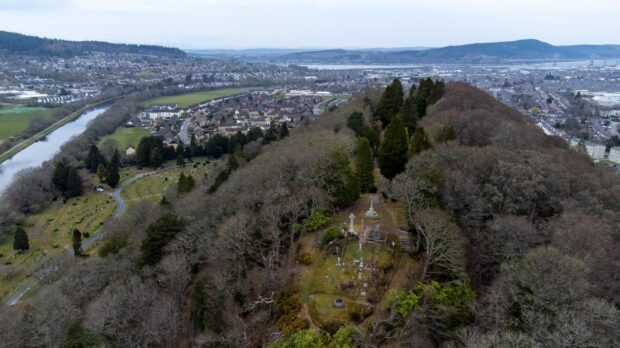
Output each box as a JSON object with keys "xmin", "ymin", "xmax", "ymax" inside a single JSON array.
[
  {"xmin": 279, "ymin": 122, "xmax": 289, "ymax": 139},
  {"xmin": 72, "ymin": 229, "xmax": 82, "ymax": 256},
  {"xmin": 377, "ymin": 79, "xmax": 404, "ymax": 126},
  {"xmin": 150, "ymin": 147, "xmax": 163, "ymax": 167},
  {"xmin": 399, "ymin": 94, "xmax": 418, "ymax": 134},
  {"xmin": 85, "ymin": 145, "xmax": 105, "ymax": 173},
  {"xmin": 411, "ymin": 126, "xmax": 433, "ymax": 155},
  {"xmin": 65, "ymin": 167, "xmax": 84, "ymax": 198},
  {"xmin": 379, "ymin": 115, "xmax": 409, "ymax": 180},
  {"xmin": 105, "ymin": 149, "xmax": 120, "ymax": 188},
  {"xmin": 52, "ymin": 162, "xmax": 69, "ymax": 193},
  {"xmin": 13, "ymin": 226, "xmax": 29, "ymax": 251},
  {"xmin": 96, "ymin": 163, "xmax": 108, "ymax": 183},
  {"xmin": 355, "ymin": 137, "xmax": 375, "ymax": 192},
  {"xmin": 434, "ymin": 124, "xmax": 457, "ymax": 143}
]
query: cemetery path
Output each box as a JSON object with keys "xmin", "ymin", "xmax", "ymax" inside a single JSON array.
[{"xmin": 3, "ymin": 170, "xmax": 155, "ymax": 308}]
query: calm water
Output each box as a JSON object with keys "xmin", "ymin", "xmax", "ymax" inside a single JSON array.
[{"xmin": 0, "ymin": 106, "xmax": 109, "ymax": 195}]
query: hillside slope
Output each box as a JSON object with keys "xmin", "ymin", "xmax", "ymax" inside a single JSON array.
[
  {"xmin": 0, "ymin": 30, "xmax": 185, "ymax": 57},
  {"xmin": 1, "ymin": 82, "xmax": 618, "ymax": 348},
  {"xmin": 277, "ymin": 39, "xmax": 620, "ymax": 63}
]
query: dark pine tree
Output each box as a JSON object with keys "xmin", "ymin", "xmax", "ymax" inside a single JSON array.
[
  {"xmin": 136, "ymin": 136, "xmax": 153, "ymax": 167},
  {"xmin": 434, "ymin": 124, "xmax": 457, "ymax": 144},
  {"xmin": 262, "ymin": 123, "xmax": 278, "ymax": 145},
  {"xmin": 176, "ymin": 142, "xmax": 185, "ymax": 159},
  {"xmin": 410, "ymin": 126, "xmax": 433, "ymax": 155},
  {"xmin": 379, "ymin": 115, "xmax": 409, "ymax": 180},
  {"xmin": 150, "ymin": 146, "xmax": 163, "ymax": 167},
  {"xmin": 85, "ymin": 145, "xmax": 106, "ymax": 173},
  {"xmin": 428, "ymin": 80, "xmax": 446, "ymax": 105},
  {"xmin": 137, "ymin": 214, "xmax": 184, "ymax": 268},
  {"xmin": 103, "ymin": 149, "xmax": 121, "ymax": 188},
  {"xmin": 279, "ymin": 122, "xmax": 289, "ymax": 139},
  {"xmin": 355, "ymin": 137, "xmax": 375, "ymax": 192},
  {"xmin": 246, "ymin": 127, "xmax": 263, "ymax": 142},
  {"xmin": 72, "ymin": 229, "xmax": 82, "ymax": 256},
  {"xmin": 52, "ymin": 162, "xmax": 69, "ymax": 193},
  {"xmin": 399, "ymin": 94, "xmax": 418, "ymax": 135},
  {"xmin": 377, "ymin": 79, "xmax": 404, "ymax": 126},
  {"xmin": 13, "ymin": 226, "xmax": 29, "ymax": 251},
  {"xmin": 347, "ymin": 111, "xmax": 365, "ymax": 135},
  {"xmin": 65, "ymin": 167, "xmax": 84, "ymax": 199},
  {"xmin": 227, "ymin": 155, "xmax": 239, "ymax": 171},
  {"xmin": 176, "ymin": 153, "xmax": 186, "ymax": 166}
]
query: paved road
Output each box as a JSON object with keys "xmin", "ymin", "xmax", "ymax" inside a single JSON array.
[
  {"xmin": 179, "ymin": 118, "xmax": 191, "ymax": 145},
  {"xmin": 80, "ymin": 171, "xmax": 153, "ymax": 250},
  {"xmin": 4, "ymin": 170, "xmax": 153, "ymax": 307}
]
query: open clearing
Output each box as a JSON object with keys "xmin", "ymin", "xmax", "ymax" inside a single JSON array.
[
  {"xmin": 100, "ymin": 126, "xmax": 150, "ymax": 151},
  {"xmin": 143, "ymin": 88, "xmax": 242, "ymax": 108},
  {"xmin": 0, "ymin": 107, "xmax": 53, "ymax": 140},
  {"xmin": 0, "ymin": 191, "xmax": 116, "ymax": 302},
  {"xmin": 0, "ymin": 158, "xmax": 215, "ymax": 303},
  {"xmin": 122, "ymin": 158, "xmax": 214, "ymax": 204},
  {"xmin": 295, "ymin": 193, "xmax": 419, "ymax": 329}
]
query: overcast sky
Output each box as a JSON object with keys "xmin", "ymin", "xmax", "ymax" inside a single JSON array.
[{"xmin": 0, "ymin": 0, "xmax": 618, "ymax": 49}]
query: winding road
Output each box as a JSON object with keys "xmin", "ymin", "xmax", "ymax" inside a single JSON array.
[{"xmin": 4, "ymin": 170, "xmax": 153, "ymax": 307}]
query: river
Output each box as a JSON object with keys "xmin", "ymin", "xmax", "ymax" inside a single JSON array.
[{"xmin": 0, "ymin": 106, "xmax": 109, "ymax": 195}]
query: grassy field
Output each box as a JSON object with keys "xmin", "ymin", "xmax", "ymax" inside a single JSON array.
[
  {"xmin": 0, "ymin": 158, "xmax": 216, "ymax": 303},
  {"xmin": 0, "ymin": 107, "xmax": 53, "ymax": 140},
  {"xmin": 100, "ymin": 127, "xmax": 150, "ymax": 151},
  {"xmin": 122, "ymin": 159, "xmax": 213, "ymax": 204},
  {"xmin": 143, "ymin": 88, "xmax": 242, "ymax": 108},
  {"xmin": 0, "ymin": 97, "xmax": 119, "ymax": 164},
  {"xmin": 0, "ymin": 191, "xmax": 117, "ymax": 302}
]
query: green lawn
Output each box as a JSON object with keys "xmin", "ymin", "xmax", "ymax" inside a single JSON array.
[
  {"xmin": 143, "ymin": 88, "xmax": 242, "ymax": 108},
  {"xmin": 0, "ymin": 107, "xmax": 53, "ymax": 140},
  {"xmin": 100, "ymin": 127, "xmax": 150, "ymax": 151},
  {"xmin": 122, "ymin": 159, "xmax": 213, "ymax": 203},
  {"xmin": 0, "ymin": 191, "xmax": 116, "ymax": 302}
]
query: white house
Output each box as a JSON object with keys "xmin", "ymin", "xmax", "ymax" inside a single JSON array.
[
  {"xmin": 586, "ymin": 142, "xmax": 606, "ymax": 159},
  {"xmin": 143, "ymin": 104, "xmax": 182, "ymax": 119},
  {"xmin": 609, "ymin": 147, "xmax": 620, "ymax": 163}
]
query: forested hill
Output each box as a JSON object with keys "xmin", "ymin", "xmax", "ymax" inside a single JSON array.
[
  {"xmin": 0, "ymin": 31, "xmax": 186, "ymax": 57},
  {"xmin": 271, "ymin": 39, "xmax": 620, "ymax": 63},
  {"xmin": 1, "ymin": 80, "xmax": 618, "ymax": 347}
]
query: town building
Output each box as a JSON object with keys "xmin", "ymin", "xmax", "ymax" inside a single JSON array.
[{"xmin": 609, "ymin": 147, "xmax": 620, "ymax": 163}]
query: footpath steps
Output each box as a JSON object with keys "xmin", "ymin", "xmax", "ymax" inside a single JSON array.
[
  {"xmin": 315, "ymin": 230, "xmax": 326, "ymax": 245},
  {"xmin": 399, "ymin": 235, "xmax": 411, "ymax": 252}
]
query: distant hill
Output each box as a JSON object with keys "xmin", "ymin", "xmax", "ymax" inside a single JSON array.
[
  {"xmin": 186, "ymin": 46, "xmax": 431, "ymax": 59},
  {"xmin": 267, "ymin": 39, "xmax": 620, "ymax": 64},
  {"xmin": 0, "ymin": 31, "xmax": 185, "ymax": 58}
]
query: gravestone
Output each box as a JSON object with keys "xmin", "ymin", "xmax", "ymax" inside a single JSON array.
[
  {"xmin": 348, "ymin": 213, "xmax": 356, "ymax": 233},
  {"xmin": 365, "ymin": 195, "xmax": 378, "ymax": 218},
  {"xmin": 374, "ymin": 223, "xmax": 381, "ymax": 241}
]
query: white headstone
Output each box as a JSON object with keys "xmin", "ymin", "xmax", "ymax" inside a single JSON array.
[
  {"xmin": 365, "ymin": 195, "xmax": 378, "ymax": 218},
  {"xmin": 348, "ymin": 213, "xmax": 356, "ymax": 233}
]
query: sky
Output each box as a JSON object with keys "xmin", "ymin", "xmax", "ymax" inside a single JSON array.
[{"xmin": 0, "ymin": 0, "xmax": 618, "ymax": 49}]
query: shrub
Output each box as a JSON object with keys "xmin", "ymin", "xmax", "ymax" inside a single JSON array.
[
  {"xmin": 64, "ymin": 320, "xmax": 106, "ymax": 348},
  {"xmin": 297, "ymin": 252, "xmax": 312, "ymax": 265},
  {"xmin": 137, "ymin": 214, "xmax": 184, "ymax": 268},
  {"xmin": 275, "ymin": 290, "xmax": 306, "ymax": 336},
  {"xmin": 302, "ymin": 209, "xmax": 329, "ymax": 232},
  {"xmin": 321, "ymin": 227, "xmax": 344, "ymax": 245},
  {"xmin": 98, "ymin": 231, "xmax": 129, "ymax": 257}
]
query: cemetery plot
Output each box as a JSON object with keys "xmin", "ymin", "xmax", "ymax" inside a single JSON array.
[
  {"xmin": 0, "ymin": 192, "xmax": 116, "ymax": 302},
  {"xmin": 122, "ymin": 159, "xmax": 213, "ymax": 203},
  {"xmin": 297, "ymin": 194, "xmax": 418, "ymax": 329}
]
